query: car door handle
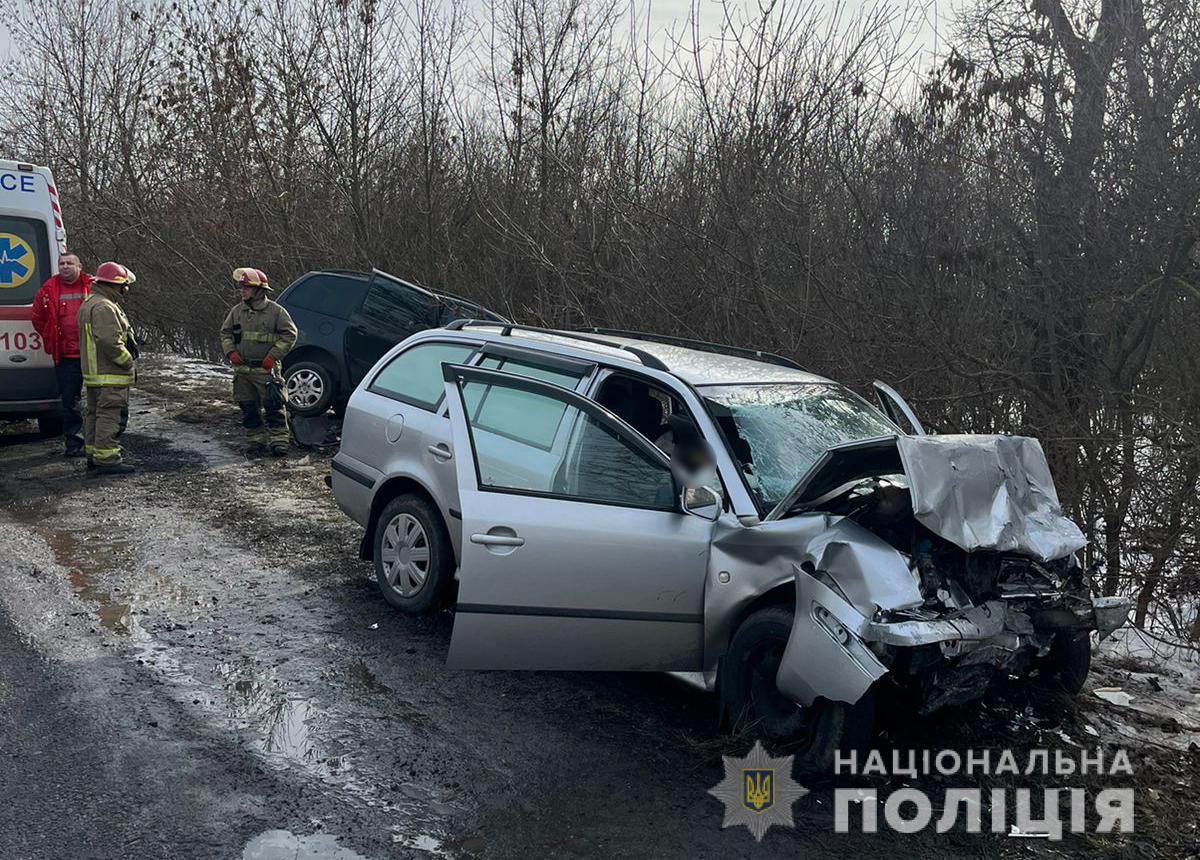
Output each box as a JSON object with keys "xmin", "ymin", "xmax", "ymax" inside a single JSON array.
[
  {"xmin": 427, "ymin": 444, "xmax": 453, "ymax": 461},
  {"xmin": 470, "ymin": 533, "xmax": 525, "ymax": 547}
]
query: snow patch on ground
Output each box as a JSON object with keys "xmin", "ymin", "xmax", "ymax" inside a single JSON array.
[
  {"xmin": 1090, "ymin": 627, "xmax": 1200, "ymax": 749},
  {"xmin": 145, "ymin": 351, "xmax": 230, "ymax": 390},
  {"xmin": 1099, "ymin": 625, "xmax": 1200, "ymax": 673}
]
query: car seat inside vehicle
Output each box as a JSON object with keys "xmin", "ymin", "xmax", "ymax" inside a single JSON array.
[{"xmin": 596, "ymin": 375, "xmax": 679, "ymax": 444}]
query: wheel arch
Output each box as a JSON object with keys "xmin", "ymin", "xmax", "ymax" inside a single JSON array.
[
  {"xmin": 284, "ymin": 346, "xmax": 342, "ymax": 386},
  {"xmin": 716, "ymin": 579, "xmax": 796, "ymax": 663},
  {"xmin": 713, "ymin": 579, "xmax": 796, "ymax": 712},
  {"xmin": 361, "ymin": 475, "xmax": 452, "ymax": 563}
]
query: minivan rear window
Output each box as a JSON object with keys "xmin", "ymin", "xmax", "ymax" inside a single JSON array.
[{"xmin": 0, "ymin": 215, "xmax": 52, "ymax": 305}]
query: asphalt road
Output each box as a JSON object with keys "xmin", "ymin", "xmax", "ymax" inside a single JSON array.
[{"xmin": 0, "ymin": 373, "xmax": 1194, "ymax": 858}]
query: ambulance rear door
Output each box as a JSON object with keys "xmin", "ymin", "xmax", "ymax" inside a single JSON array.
[{"xmin": 0, "ymin": 162, "xmax": 63, "ymax": 411}]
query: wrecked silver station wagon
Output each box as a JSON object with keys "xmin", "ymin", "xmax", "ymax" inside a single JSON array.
[{"xmin": 330, "ymin": 324, "xmax": 1129, "ymax": 772}]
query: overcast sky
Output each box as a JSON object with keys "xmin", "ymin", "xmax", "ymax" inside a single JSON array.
[{"xmin": 0, "ymin": 0, "xmax": 956, "ymax": 86}]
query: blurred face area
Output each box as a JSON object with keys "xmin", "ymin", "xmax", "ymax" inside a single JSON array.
[
  {"xmin": 58, "ymin": 254, "xmax": 81, "ymax": 283},
  {"xmin": 240, "ymin": 284, "xmax": 261, "ymax": 304}
]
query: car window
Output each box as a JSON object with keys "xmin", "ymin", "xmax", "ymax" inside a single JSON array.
[
  {"xmin": 462, "ymin": 355, "xmax": 588, "ymax": 445},
  {"xmin": 461, "ymin": 380, "xmax": 674, "ymax": 509},
  {"xmin": 282, "ymin": 274, "xmax": 368, "ymax": 320},
  {"xmin": 437, "ymin": 297, "xmax": 482, "ymax": 325},
  {"xmin": 0, "ymin": 215, "xmax": 52, "ymax": 305},
  {"xmin": 359, "ymin": 278, "xmax": 437, "ymax": 334},
  {"xmin": 371, "ymin": 342, "xmax": 478, "ymax": 409},
  {"xmin": 702, "ymin": 382, "xmax": 896, "ymax": 511}
]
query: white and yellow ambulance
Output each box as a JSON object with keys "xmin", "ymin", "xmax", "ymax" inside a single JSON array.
[{"xmin": 0, "ymin": 159, "xmax": 68, "ymax": 435}]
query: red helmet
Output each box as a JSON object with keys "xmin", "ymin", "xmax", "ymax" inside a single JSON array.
[
  {"xmin": 232, "ymin": 267, "xmax": 272, "ymax": 291},
  {"xmin": 95, "ymin": 261, "xmax": 136, "ymax": 285}
]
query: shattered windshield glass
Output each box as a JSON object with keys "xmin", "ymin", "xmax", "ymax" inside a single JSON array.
[{"xmin": 701, "ymin": 383, "xmax": 897, "ymax": 510}]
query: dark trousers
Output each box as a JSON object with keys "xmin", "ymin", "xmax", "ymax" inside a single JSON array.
[{"xmin": 56, "ymin": 358, "xmax": 84, "ymax": 452}]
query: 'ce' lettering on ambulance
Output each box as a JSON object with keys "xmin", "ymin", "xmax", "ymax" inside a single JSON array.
[{"xmin": 0, "ymin": 173, "xmax": 36, "ymax": 193}]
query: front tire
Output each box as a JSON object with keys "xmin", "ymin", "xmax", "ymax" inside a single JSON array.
[
  {"xmin": 285, "ymin": 360, "xmax": 335, "ymax": 417},
  {"xmin": 1039, "ymin": 631, "xmax": 1092, "ymax": 695},
  {"xmin": 373, "ymin": 495, "xmax": 453, "ymax": 615},
  {"xmin": 721, "ymin": 606, "xmax": 875, "ymax": 775}
]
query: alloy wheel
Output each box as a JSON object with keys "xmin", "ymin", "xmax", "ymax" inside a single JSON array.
[{"xmin": 287, "ymin": 369, "xmax": 324, "ymax": 408}]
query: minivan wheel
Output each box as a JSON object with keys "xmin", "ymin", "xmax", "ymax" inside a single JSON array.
[
  {"xmin": 721, "ymin": 606, "xmax": 875, "ymax": 775},
  {"xmin": 373, "ymin": 495, "xmax": 452, "ymax": 615},
  {"xmin": 285, "ymin": 361, "xmax": 335, "ymax": 417}
]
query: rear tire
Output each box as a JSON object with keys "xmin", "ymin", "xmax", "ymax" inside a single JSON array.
[
  {"xmin": 721, "ymin": 606, "xmax": 875, "ymax": 775},
  {"xmin": 285, "ymin": 360, "xmax": 335, "ymax": 417},
  {"xmin": 37, "ymin": 414, "xmax": 63, "ymax": 438},
  {"xmin": 373, "ymin": 494, "xmax": 453, "ymax": 616}
]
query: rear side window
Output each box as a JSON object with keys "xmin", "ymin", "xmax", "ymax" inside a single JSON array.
[
  {"xmin": 282, "ymin": 274, "xmax": 368, "ymax": 320},
  {"xmin": 436, "ymin": 297, "xmax": 481, "ymax": 325},
  {"xmin": 360, "ymin": 278, "xmax": 438, "ymax": 334},
  {"xmin": 464, "ymin": 354, "xmax": 588, "ymax": 448},
  {"xmin": 370, "ymin": 342, "xmax": 477, "ymax": 409},
  {"xmin": 435, "ymin": 297, "xmax": 506, "ymax": 324},
  {"xmin": 0, "ymin": 215, "xmax": 52, "ymax": 305}
]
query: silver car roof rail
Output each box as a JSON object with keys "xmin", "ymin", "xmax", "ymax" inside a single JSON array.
[
  {"xmin": 585, "ymin": 327, "xmax": 808, "ymax": 372},
  {"xmin": 444, "ymin": 319, "xmax": 671, "ymax": 372}
]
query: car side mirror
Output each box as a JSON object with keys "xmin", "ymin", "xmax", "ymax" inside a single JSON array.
[{"xmin": 680, "ymin": 484, "xmax": 722, "ymax": 521}]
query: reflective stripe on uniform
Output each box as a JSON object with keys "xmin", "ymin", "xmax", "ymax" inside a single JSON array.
[
  {"xmin": 112, "ymin": 349, "xmax": 133, "ymax": 367},
  {"xmin": 240, "ymin": 331, "xmax": 276, "ymax": 343},
  {"xmin": 233, "ymin": 365, "xmax": 273, "ymax": 375},
  {"xmin": 83, "ymin": 373, "xmax": 133, "ymax": 386},
  {"xmin": 59, "ymin": 292, "xmax": 87, "ymax": 301},
  {"xmin": 91, "ymin": 447, "xmax": 121, "ymax": 457},
  {"xmin": 84, "ymin": 322, "xmax": 99, "ymax": 375}
]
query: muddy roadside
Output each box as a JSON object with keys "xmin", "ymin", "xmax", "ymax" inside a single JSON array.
[{"xmin": 0, "ymin": 357, "xmax": 1197, "ymax": 858}]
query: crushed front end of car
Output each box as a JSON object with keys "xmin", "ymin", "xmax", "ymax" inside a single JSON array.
[{"xmin": 769, "ymin": 434, "xmax": 1130, "ymax": 716}]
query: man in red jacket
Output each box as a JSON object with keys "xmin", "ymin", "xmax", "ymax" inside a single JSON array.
[{"xmin": 31, "ymin": 253, "xmax": 94, "ymax": 456}]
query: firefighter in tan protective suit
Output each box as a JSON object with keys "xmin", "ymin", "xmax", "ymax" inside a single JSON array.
[
  {"xmin": 77, "ymin": 261, "xmax": 138, "ymax": 477},
  {"xmin": 219, "ymin": 268, "xmax": 297, "ymax": 456}
]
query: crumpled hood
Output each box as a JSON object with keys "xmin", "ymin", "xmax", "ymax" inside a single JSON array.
[
  {"xmin": 897, "ymin": 435, "xmax": 1086, "ymax": 562},
  {"xmin": 766, "ymin": 434, "xmax": 1087, "ymax": 563}
]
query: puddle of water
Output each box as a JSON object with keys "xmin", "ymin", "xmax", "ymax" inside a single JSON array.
[
  {"xmin": 41, "ymin": 528, "xmax": 137, "ymax": 635},
  {"xmin": 217, "ymin": 660, "xmax": 346, "ymax": 777},
  {"xmin": 66, "ymin": 568, "xmax": 132, "ymax": 635},
  {"xmin": 37, "ymin": 525, "xmax": 201, "ymax": 638},
  {"xmin": 242, "ymin": 829, "xmax": 370, "ymax": 860}
]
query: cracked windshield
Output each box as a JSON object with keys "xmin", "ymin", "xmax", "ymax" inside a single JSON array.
[{"xmin": 702, "ymin": 383, "xmax": 897, "ymax": 509}]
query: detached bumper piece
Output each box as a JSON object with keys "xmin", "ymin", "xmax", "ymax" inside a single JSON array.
[{"xmin": 1031, "ymin": 595, "xmax": 1131, "ymax": 641}]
